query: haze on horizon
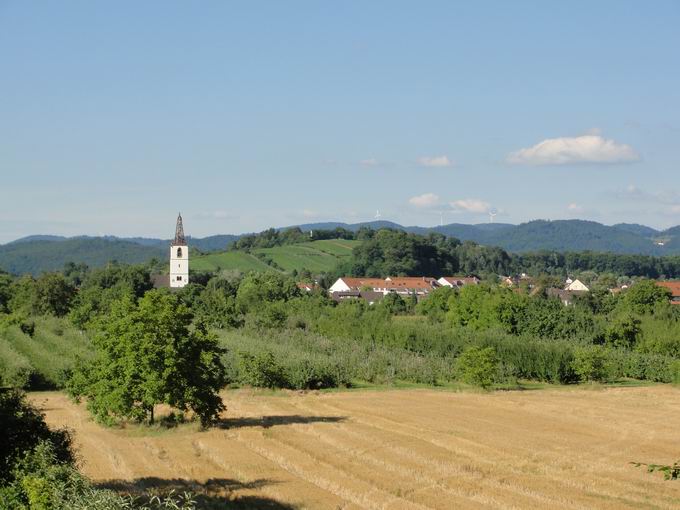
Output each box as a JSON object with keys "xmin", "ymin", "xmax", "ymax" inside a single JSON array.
[{"xmin": 1, "ymin": 1, "xmax": 679, "ymax": 244}]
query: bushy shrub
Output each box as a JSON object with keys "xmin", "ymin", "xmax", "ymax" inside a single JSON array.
[
  {"xmin": 605, "ymin": 314, "xmax": 641, "ymax": 349},
  {"xmin": 571, "ymin": 347, "xmax": 613, "ymax": 383},
  {"xmin": 0, "ymin": 441, "xmax": 197, "ymax": 510},
  {"xmin": 0, "ymin": 389, "xmax": 73, "ymax": 484},
  {"xmin": 285, "ymin": 358, "xmax": 349, "ymax": 390},
  {"xmin": 672, "ymin": 360, "xmax": 680, "ymax": 384},
  {"xmin": 455, "ymin": 346, "xmax": 499, "ymax": 389},
  {"xmin": 0, "ymin": 340, "xmax": 34, "ymax": 388},
  {"xmin": 237, "ymin": 351, "xmax": 287, "ymax": 389},
  {"xmin": 606, "ymin": 349, "xmax": 680, "ymax": 383}
]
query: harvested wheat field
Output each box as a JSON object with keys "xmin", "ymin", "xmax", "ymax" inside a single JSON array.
[{"xmin": 30, "ymin": 386, "xmax": 680, "ymax": 509}]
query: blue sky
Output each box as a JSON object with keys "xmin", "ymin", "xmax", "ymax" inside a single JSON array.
[{"xmin": 1, "ymin": 1, "xmax": 679, "ymax": 243}]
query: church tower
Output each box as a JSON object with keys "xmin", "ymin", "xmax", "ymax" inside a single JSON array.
[{"xmin": 170, "ymin": 213, "xmax": 189, "ymax": 288}]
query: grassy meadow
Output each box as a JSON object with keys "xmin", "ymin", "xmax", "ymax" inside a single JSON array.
[{"xmin": 191, "ymin": 239, "xmax": 359, "ymax": 274}]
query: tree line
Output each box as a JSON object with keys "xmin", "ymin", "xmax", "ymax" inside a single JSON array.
[{"xmin": 223, "ymin": 226, "xmax": 680, "ymax": 279}]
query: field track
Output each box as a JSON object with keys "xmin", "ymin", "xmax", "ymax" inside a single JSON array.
[{"xmin": 30, "ymin": 387, "xmax": 680, "ymax": 509}]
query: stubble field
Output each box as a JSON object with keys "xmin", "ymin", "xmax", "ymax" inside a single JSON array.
[{"xmin": 30, "ymin": 386, "xmax": 680, "ymax": 509}]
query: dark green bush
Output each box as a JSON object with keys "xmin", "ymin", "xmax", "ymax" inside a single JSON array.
[
  {"xmin": 455, "ymin": 346, "xmax": 499, "ymax": 389},
  {"xmin": 571, "ymin": 347, "xmax": 613, "ymax": 383},
  {"xmin": 237, "ymin": 351, "xmax": 287, "ymax": 389}
]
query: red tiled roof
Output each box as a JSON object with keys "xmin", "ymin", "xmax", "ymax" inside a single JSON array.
[
  {"xmin": 657, "ymin": 281, "xmax": 680, "ymax": 299},
  {"xmin": 339, "ymin": 277, "xmax": 438, "ymax": 291},
  {"xmin": 440, "ymin": 276, "xmax": 479, "ymax": 285},
  {"xmin": 339, "ymin": 278, "xmax": 389, "ymax": 289}
]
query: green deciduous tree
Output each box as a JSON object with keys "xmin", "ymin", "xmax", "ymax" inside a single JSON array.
[
  {"xmin": 235, "ymin": 272, "xmax": 300, "ymax": 314},
  {"xmin": 455, "ymin": 346, "xmax": 498, "ymax": 389},
  {"xmin": 605, "ymin": 314, "xmax": 641, "ymax": 349},
  {"xmin": 621, "ymin": 279, "xmax": 672, "ymax": 315},
  {"xmin": 68, "ymin": 291, "xmax": 226, "ymax": 427},
  {"xmin": 32, "ymin": 273, "xmax": 76, "ymax": 317},
  {"xmin": 0, "ymin": 271, "xmax": 12, "ymax": 314}
]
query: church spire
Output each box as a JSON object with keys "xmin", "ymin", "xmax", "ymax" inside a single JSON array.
[{"xmin": 173, "ymin": 212, "xmax": 187, "ymax": 246}]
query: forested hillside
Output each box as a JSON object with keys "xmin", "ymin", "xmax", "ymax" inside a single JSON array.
[
  {"xmin": 0, "ymin": 239, "xmax": 165, "ymax": 275},
  {"xmin": 3, "ymin": 219, "xmax": 680, "ymax": 275}
]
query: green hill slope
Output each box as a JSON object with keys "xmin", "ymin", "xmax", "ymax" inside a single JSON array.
[
  {"xmin": 192, "ymin": 239, "xmax": 359, "ymax": 274},
  {"xmin": 189, "ymin": 251, "xmax": 274, "ymax": 272}
]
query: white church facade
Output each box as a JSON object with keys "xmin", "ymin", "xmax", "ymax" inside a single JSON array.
[{"xmin": 170, "ymin": 213, "xmax": 189, "ymax": 288}]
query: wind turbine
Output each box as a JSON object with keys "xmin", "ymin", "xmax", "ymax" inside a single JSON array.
[
  {"xmin": 375, "ymin": 209, "xmax": 382, "ymax": 221},
  {"xmin": 439, "ymin": 211, "xmax": 444, "ymax": 226},
  {"xmin": 488, "ymin": 208, "xmax": 498, "ymax": 223}
]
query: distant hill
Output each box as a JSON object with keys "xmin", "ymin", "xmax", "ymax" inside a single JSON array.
[
  {"xmin": 0, "ymin": 238, "xmax": 165, "ymax": 275},
  {"xmin": 3, "ymin": 219, "xmax": 680, "ymax": 275},
  {"xmin": 611, "ymin": 223, "xmax": 660, "ymax": 237},
  {"xmin": 293, "ymin": 219, "xmax": 676, "ymax": 255},
  {"xmin": 482, "ymin": 220, "xmax": 662, "ymax": 254}
]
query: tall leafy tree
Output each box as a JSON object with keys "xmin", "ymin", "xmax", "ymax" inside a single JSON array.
[
  {"xmin": 32, "ymin": 273, "xmax": 76, "ymax": 316},
  {"xmin": 0, "ymin": 270, "xmax": 12, "ymax": 313},
  {"xmin": 69, "ymin": 291, "xmax": 226, "ymax": 427}
]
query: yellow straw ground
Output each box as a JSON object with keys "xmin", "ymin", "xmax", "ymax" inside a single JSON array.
[{"xmin": 30, "ymin": 386, "xmax": 680, "ymax": 509}]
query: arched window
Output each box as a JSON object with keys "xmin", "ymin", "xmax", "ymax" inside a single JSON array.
[{"xmin": 176, "ymin": 247, "xmax": 182, "ymax": 258}]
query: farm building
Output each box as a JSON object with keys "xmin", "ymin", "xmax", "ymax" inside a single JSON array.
[
  {"xmin": 437, "ymin": 276, "xmax": 480, "ymax": 288},
  {"xmin": 565, "ymin": 279, "xmax": 589, "ymax": 292},
  {"xmin": 329, "ymin": 277, "xmax": 439, "ymax": 296}
]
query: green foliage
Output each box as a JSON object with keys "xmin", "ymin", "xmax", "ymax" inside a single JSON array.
[
  {"xmin": 0, "ymin": 273, "xmax": 12, "ymax": 314},
  {"xmin": 0, "ymin": 441, "xmax": 198, "ymax": 510},
  {"xmin": 415, "ymin": 286, "xmax": 455, "ymax": 321},
  {"xmin": 31, "ymin": 273, "xmax": 76, "ymax": 317},
  {"xmin": 68, "ymin": 264, "xmax": 152, "ymax": 329},
  {"xmin": 232, "ymin": 227, "xmax": 356, "ymax": 251},
  {"xmin": 237, "ymin": 351, "xmax": 287, "ymax": 389},
  {"xmin": 632, "ymin": 460, "xmax": 680, "ymax": 481},
  {"xmin": 604, "ymin": 314, "xmax": 641, "ymax": 349},
  {"xmin": 235, "ymin": 272, "xmax": 300, "ymax": 314},
  {"xmin": 0, "ymin": 238, "xmax": 164, "ymax": 276},
  {"xmin": 0, "ymin": 390, "xmax": 73, "ymax": 484},
  {"xmin": 344, "ymin": 230, "xmax": 461, "ymax": 277},
  {"xmin": 68, "ymin": 291, "xmax": 226, "ymax": 427},
  {"xmin": 636, "ymin": 315, "xmax": 680, "ymax": 357},
  {"xmin": 571, "ymin": 347, "xmax": 613, "ymax": 382},
  {"xmin": 620, "ymin": 279, "xmax": 672, "ymax": 315},
  {"xmin": 193, "ymin": 277, "xmax": 241, "ymax": 328},
  {"xmin": 455, "ymin": 346, "xmax": 499, "ymax": 389},
  {"xmin": 220, "ymin": 327, "xmax": 443, "ymax": 388},
  {"xmin": 0, "ymin": 338, "xmax": 34, "ymax": 388},
  {"xmin": 0, "ymin": 318, "xmax": 93, "ymax": 389}
]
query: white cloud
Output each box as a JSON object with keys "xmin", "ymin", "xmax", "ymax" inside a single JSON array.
[
  {"xmin": 450, "ymin": 199, "xmax": 491, "ymax": 214},
  {"xmin": 360, "ymin": 158, "xmax": 380, "ymax": 167},
  {"xmin": 507, "ymin": 133, "xmax": 639, "ymax": 166},
  {"xmin": 567, "ymin": 203, "xmax": 584, "ymax": 213},
  {"xmin": 418, "ymin": 155, "xmax": 453, "ymax": 168},
  {"xmin": 408, "ymin": 193, "xmax": 440, "ymax": 208}
]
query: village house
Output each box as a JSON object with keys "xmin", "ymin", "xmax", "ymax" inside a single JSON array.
[
  {"xmin": 500, "ymin": 276, "xmax": 517, "ymax": 287},
  {"xmin": 656, "ymin": 281, "xmax": 680, "ymax": 305},
  {"xmin": 296, "ymin": 282, "xmax": 318, "ymax": 292},
  {"xmin": 437, "ymin": 276, "xmax": 480, "ymax": 288},
  {"xmin": 565, "ymin": 279, "xmax": 589, "ymax": 292},
  {"xmin": 329, "ymin": 276, "xmax": 439, "ymax": 296},
  {"xmin": 330, "ymin": 290, "xmax": 385, "ymax": 305},
  {"xmin": 546, "ymin": 288, "xmax": 587, "ymax": 306}
]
